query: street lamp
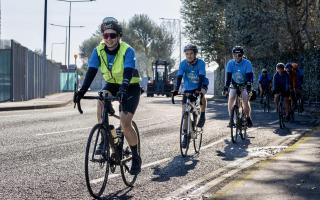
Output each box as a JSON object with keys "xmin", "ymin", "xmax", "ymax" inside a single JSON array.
[
  {"xmin": 50, "ymin": 23, "xmax": 84, "ymax": 65},
  {"xmin": 51, "ymin": 42, "xmax": 65, "ymax": 61},
  {"xmin": 160, "ymin": 17, "xmax": 182, "ymax": 63},
  {"xmin": 56, "ymin": 0, "xmax": 95, "ymax": 91},
  {"xmin": 56, "ymin": 0, "xmax": 95, "ymax": 69}
]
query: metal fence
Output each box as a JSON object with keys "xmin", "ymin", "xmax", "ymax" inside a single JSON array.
[{"xmin": 0, "ymin": 40, "xmax": 61, "ymax": 102}]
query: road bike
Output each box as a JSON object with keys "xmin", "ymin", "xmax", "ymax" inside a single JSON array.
[
  {"xmin": 75, "ymin": 91, "xmax": 140, "ymax": 199},
  {"xmin": 229, "ymin": 85, "xmax": 248, "ymax": 143},
  {"xmin": 172, "ymin": 93, "xmax": 203, "ymax": 157}
]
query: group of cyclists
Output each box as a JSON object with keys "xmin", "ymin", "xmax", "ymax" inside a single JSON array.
[
  {"xmin": 73, "ymin": 16, "xmax": 304, "ymax": 177},
  {"xmin": 259, "ymin": 61, "xmax": 304, "ymax": 121}
]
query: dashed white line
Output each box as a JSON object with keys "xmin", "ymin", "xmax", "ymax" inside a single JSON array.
[{"xmin": 36, "ymin": 127, "xmax": 91, "ymax": 136}]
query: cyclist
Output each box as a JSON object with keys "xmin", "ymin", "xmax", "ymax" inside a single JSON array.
[
  {"xmin": 272, "ymin": 63, "xmax": 290, "ymax": 120},
  {"xmin": 258, "ymin": 68, "xmax": 272, "ymax": 104},
  {"xmin": 224, "ymin": 46, "xmax": 253, "ymax": 127},
  {"xmin": 286, "ymin": 62, "xmax": 304, "ymax": 112},
  {"xmin": 172, "ymin": 44, "xmax": 208, "ymax": 148},
  {"xmin": 74, "ymin": 17, "xmax": 141, "ymax": 175}
]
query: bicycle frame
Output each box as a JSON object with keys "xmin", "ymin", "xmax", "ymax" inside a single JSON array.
[{"xmin": 183, "ymin": 94, "xmax": 201, "ymax": 134}]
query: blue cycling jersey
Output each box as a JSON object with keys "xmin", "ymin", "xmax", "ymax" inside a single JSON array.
[
  {"xmin": 272, "ymin": 72, "xmax": 290, "ymax": 92},
  {"xmin": 177, "ymin": 58, "xmax": 206, "ymax": 91},
  {"xmin": 226, "ymin": 58, "xmax": 253, "ymax": 85},
  {"xmin": 258, "ymin": 73, "xmax": 272, "ymax": 87},
  {"xmin": 88, "ymin": 46, "xmax": 136, "ymax": 69}
]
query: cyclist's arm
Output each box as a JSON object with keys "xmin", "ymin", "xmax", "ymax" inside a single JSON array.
[
  {"xmin": 80, "ymin": 48, "xmax": 99, "ymax": 93},
  {"xmin": 175, "ymin": 62, "xmax": 185, "ymax": 91},
  {"xmin": 245, "ymin": 61, "xmax": 253, "ymax": 84},
  {"xmin": 198, "ymin": 60, "xmax": 206, "ymax": 90},
  {"xmin": 225, "ymin": 61, "xmax": 232, "ymax": 87}
]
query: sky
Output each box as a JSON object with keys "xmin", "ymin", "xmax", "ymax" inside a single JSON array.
[{"xmin": 1, "ymin": 0, "xmax": 184, "ymax": 67}]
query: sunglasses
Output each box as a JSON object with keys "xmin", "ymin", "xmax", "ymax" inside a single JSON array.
[{"xmin": 103, "ymin": 33, "xmax": 118, "ymax": 39}]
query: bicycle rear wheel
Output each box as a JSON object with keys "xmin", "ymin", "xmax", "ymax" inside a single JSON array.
[
  {"xmin": 85, "ymin": 124, "xmax": 110, "ymax": 199},
  {"xmin": 120, "ymin": 121, "xmax": 140, "ymax": 187},
  {"xmin": 278, "ymin": 102, "xmax": 285, "ymax": 129},
  {"xmin": 230, "ymin": 105, "xmax": 240, "ymax": 143},
  {"xmin": 180, "ymin": 112, "xmax": 191, "ymax": 157},
  {"xmin": 266, "ymin": 94, "xmax": 271, "ymax": 113}
]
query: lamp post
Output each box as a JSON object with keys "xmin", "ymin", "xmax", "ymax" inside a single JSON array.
[
  {"xmin": 51, "ymin": 42, "xmax": 65, "ymax": 61},
  {"xmin": 56, "ymin": 0, "xmax": 95, "ymax": 90},
  {"xmin": 42, "ymin": 0, "xmax": 48, "ymax": 98},
  {"xmin": 50, "ymin": 23, "xmax": 84, "ymax": 65},
  {"xmin": 160, "ymin": 17, "xmax": 182, "ymax": 63}
]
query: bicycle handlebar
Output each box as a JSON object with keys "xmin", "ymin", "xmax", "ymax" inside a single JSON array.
[{"xmin": 75, "ymin": 93, "xmax": 119, "ymax": 114}]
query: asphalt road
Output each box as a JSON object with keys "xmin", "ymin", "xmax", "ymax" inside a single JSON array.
[{"xmin": 0, "ymin": 94, "xmax": 317, "ymax": 199}]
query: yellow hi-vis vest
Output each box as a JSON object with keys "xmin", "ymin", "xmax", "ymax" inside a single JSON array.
[{"xmin": 96, "ymin": 41, "xmax": 140, "ymax": 84}]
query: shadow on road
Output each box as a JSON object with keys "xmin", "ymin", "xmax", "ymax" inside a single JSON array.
[
  {"xmin": 101, "ymin": 187, "xmax": 134, "ymax": 200},
  {"xmin": 216, "ymin": 138, "xmax": 251, "ymax": 161},
  {"xmin": 151, "ymin": 155, "xmax": 199, "ymax": 182},
  {"xmin": 273, "ymin": 127, "xmax": 292, "ymax": 136}
]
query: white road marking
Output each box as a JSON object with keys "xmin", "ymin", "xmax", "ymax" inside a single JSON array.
[
  {"xmin": 188, "ymin": 158, "xmax": 259, "ymax": 198},
  {"xmin": 163, "ymin": 156, "xmax": 252, "ymax": 199},
  {"xmin": 268, "ymin": 120, "xmax": 279, "ymax": 125},
  {"xmin": 36, "ymin": 127, "xmax": 91, "ymax": 136}
]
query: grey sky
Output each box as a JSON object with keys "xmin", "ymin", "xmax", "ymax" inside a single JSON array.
[{"xmin": 2, "ymin": 0, "xmax": 183, "ymax": 66}]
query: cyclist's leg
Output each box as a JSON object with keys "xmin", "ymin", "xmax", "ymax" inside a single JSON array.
[
  {"xmin": 96, "ymin": 84, "xmax": 117, "ymax": 154},
  {"xmin": 228, "ymin": 88, "xmax": 237, "ymax": 127},
  {"xmin": 228, "ymin": 88, "xmax": 237, "ymax": 117},
  {"xmin": 241, "ymin": 88, "xmax": 252, "ymax": 127},
  {"xmin": 197, "ymin": 91, "xmax": 207, "ymax": 127},
  {"xmin": 119, "ymin": 84, "xmax": 141, "ymax": 175},
  {"xmin": 283, "ymin": 91, "xmax": 290, "ymax": 117},
  {"xmin": 97, "ymin": 84, "xmax": 116, "ymax": 123}
]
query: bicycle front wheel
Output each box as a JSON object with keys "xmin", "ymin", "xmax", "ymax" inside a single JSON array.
[
  {"xmin": 120, "ymin": 121, "xmax": 141, "ymax": 187},
  {"xmin": 230, "ymin": 105, "xmax": 240, "ymax": 143},
  {"xmin": 85, "ymin": 124, "xmax": 110, "ymax": 199},
  {"xmin": 180, "ymin": 112, "xmax": 191, "ymax": 157},
  {"xmin": 193, "ymin": 128, "xmax": 203, "ymax": 153}
]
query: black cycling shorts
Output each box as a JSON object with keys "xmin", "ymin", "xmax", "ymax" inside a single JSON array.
[{"xmin": 102, "ymin": 83, "xmax": 140, "ymax": 114}]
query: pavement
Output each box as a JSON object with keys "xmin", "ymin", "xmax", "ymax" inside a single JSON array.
[
  {"xmin": 212, "ymin": 126, "xmax": 320, "ymax": 200},
  {"xmin": 0, "ymin": 92, "xmax": 74, "ymax": 111}
]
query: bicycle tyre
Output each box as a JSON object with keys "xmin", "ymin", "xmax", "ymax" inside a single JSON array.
[
  {"xmin": 85, "ymin": 124, "xmax": 110, "ymax": 199},
  {"xmin": 120, "ymin": 121, "xmax": 141, "ymax": 187},
  {"xmin": 180, "ymin": 112, "xmax": 190, "ymax": 157},
  {"xmin": 193, "ymin": 114, "xmax": 203, "ymax": 153},
  {"xmin": 231, "ymin": 105, "xmax": 240, "ymax": 143}
]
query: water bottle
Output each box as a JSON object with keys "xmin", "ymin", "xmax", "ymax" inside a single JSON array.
[
  {"xmin": 110, "ymin": 125, "xmax": 118, "ymax": 145},
  {"xmin": 116, "ymin": 126, "xmax": 123, "ymax": 145}
]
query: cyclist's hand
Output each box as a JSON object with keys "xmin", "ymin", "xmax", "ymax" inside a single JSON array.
[
  {"xmin": 246, "ymin": 82, "xmax": 252, "ymax": 92},
  {"xmin": 117, "ymin": 89, "xmax": 127, "ymax": 103},
  {"xmin": 223, "ymin": 86, "xmax": 229, "ymax": 95},
  {"xmin": 73, "ymin": 89, "xmax": 86, "ymax": 104},
  {"xmin": 200, "ymin": 87, "xmax": 207, "ymax": 95},
  {"xmin": 171, "ymin": 90, "xmax": 178, "ymax": 96}
]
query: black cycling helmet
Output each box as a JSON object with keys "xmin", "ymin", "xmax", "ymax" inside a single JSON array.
[
  {"xmin": 100, "ymin": 17, "xmax": 123, "ymax": 36},
  {"xmin": 183, "ymin": 44, "xmax": 198, "ymax": 54},
  {"xmin": 276, "ymin": 63, "xmax": 285, "ymax": 69},
  {"xmin": 232, "ymin": 46, "xmax": 244, "ymax": 55}
]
